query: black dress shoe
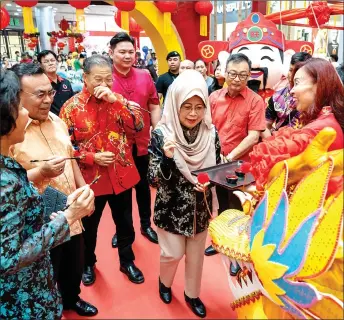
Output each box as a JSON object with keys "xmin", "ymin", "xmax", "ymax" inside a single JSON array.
[
  {"xmin": 184, "ymin": 292, "xmax": 206, "ymax": 318},
  {"xmin": 82, "ymin": 266, "xmax": 95, "ymax": 286},
  {"xmin": 120, "ymin": 263, "xmax": 144, "ymax": 284},
  {"xmin": 112, "ymin": 233, "xmax": 118, "ymax": 248},
  {"xmin": 141, "ymin": 227, "xmax": 158, "ymax": 244},
  {"xmin": 159, "ymin": 278, "xmax": 172, "ymax": 304},
  {"xmin": 204, "ymin": 245, "xmax": 218, "ymax": 256},
  {"xmin": 68, "ymin": 299, "xmax": 98, "ymax": 317}
]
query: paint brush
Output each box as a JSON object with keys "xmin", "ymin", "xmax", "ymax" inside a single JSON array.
[{"xmin": 30, "ymin": 157, "xmax": 81, "ymax": 162}]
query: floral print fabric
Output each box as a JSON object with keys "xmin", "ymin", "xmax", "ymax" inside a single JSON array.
[
  {"xmin": 148, "ymin": 129, "xmax": 221, "ymax": 237},
  {"xmin": 0, "ymin": 155, "xmax": 70, "ymax": 319}
]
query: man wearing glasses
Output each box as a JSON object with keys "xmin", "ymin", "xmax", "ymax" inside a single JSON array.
[
  {"xmin": 205, "ymin": 53, "xmax": 265, "ymax": 256},
  {"xmin": 37, "ymin": 50, "xmax": 74, "ymax": 116},
  {"xmin": 11, "ymin": 63, "xmax": 98, "ymax": 317}
]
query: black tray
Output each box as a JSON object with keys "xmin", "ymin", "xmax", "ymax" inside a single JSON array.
[{"xmin": 191, "ymin": 161, "xmax": 255, "ymax": 190}]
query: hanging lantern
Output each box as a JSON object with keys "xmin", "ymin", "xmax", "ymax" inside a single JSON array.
[
  {"xmin": 77, "ymin": 45, "xmax": 85, "ymax": 53},
  {"xmin": 50, "ymin": 37, "xmax": 58, "ymax": 46},
  {"xmin": 15, "ymin": 1, "xmax": 38, "ymax": 34},
  {"xmin": 0, "ymin": 7, "xmax": 10, "ymax": 30},
  {"xmin": 194, "ymin": 1, "xmax": 213, "ymax": 37},
  {"xmin": 28, "ymin": 42, "xmax": 36, "ymax": 49},
  {"xmin": 68, "ymin": 0, "xmax": 91, "ymax": 33},
  {"xmin": 59, "ymin": 18, "xmax": 69, "ymax": 31},
  {"xmin": 155, "ymin": 1, "xmax": 178, "ymax": 35},
  {"xmin": 114, "ymin": 1, "xmax": 136, "ymax": 31},
  {"xmin": 57, "ymin": 42, "xmax": 65, "ymax": 49}
]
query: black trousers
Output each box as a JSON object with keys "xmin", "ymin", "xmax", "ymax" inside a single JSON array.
[
  {"xmin": 216, "ymin": 185, "xmax": 243, "ymax": 214},
  {"xmin": 132, "ymin": 144, "xmax": 152, "ymax": 229},
  {"xmin": 83, "ymin": 189, "xmax": 135, "ymax": 267},
  {"xmin": 50, "ymin": 233, "xmax": 83, "ymax": 308}
]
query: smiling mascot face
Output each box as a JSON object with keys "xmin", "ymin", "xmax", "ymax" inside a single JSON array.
[{"xmin": 227, "ymin": 12, "xmax": 286, "ymax": 97}]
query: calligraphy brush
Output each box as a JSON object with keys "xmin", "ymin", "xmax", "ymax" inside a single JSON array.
[
  {"xmin": 62, "ymin": 175, "xmax": 101, "ymax": 211},
  {"xmin": 30, "ymin": 157, "xmax": 81, "ymax": 162}
]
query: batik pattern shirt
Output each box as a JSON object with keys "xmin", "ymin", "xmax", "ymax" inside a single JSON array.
[
  {"xmin": 148, "ymin": 129, "xmax": 221, "ymax": 237},
  {"xmin": 60, "ymin": 88, "xmax": 144, "ymax": 196},
  {"xmin": 0, "ymin": 155, "xmax": 70, "ymax": 319}
]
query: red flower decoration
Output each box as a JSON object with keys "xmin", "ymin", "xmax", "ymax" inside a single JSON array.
[
  {"xmin": 198, "ymin": 172, "xmax": 210, "ymax": 184},
  {"xmin": 239, "ymin": 162, "xmax": 251, "ymax": 174}
]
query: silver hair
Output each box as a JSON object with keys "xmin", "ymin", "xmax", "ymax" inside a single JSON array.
[{"xmin": 83, "ymin": 54, "xmax": 112, "ymax": 74}]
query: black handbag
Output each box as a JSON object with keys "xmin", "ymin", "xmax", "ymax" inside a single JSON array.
[{"xmin": 42, "ymin": 185, "xmax": 68, "ymax": 223}]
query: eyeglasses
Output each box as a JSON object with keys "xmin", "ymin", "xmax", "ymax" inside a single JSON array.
[
  {"xmin": 180, "ymin": 106, "xmax": 205, "ymax": 114},
  {"xmin": 226, "ymin": 71, "xmax": 249, "ymax": 81},
  {"xmin": 21, "ymin": 89, "xmax": 57, "ymax": 99},
  {"xmin": 41, "ymin": 59, "xmax": 57, "ymax": 65}
]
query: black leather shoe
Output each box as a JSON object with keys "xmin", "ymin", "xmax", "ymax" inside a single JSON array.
[
  {"xmin": 68, "ymin": 299, "xmax": 98, "ymax": 317},
  {"xmin": 82, "ymin": 266, "xmax": 95, "ymax": 286},
  {"xmin": 184, "ymin": 292, "xmax": 206, "ymax": 318},
  {"xmin": 112, "ymin": 233, "xmax": 118, "ymax": 248},
  {"xmin": 159, "ymin": 278, "xmax": 172, "ymax": 304},
  {"xmin": 204, "ymin": 245, "xmax": 218, "ymax": 256},
  {"xmin": 141, "ymin": 227, "xmax": 158, "ymax": 244},
  {"xmin": 120, "ymin": 263, "xmax": 144, "ymax": 284}
]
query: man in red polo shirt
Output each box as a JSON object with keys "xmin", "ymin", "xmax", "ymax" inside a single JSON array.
[
  {"xmin": 110, "ymin": 32, "xmax": 161, "ymax": 247},
  {"xmin": 205, "ymin": 53, "xmax": 265, "ymax": 256}
]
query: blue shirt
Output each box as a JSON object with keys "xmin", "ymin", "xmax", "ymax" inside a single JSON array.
[{"xmin": 0, "ymin": 155, "xmax": 70, "ymax": 319}]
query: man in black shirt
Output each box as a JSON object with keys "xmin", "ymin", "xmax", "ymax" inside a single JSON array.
[
  {"xmin": 37, "ymin": 50, "xmax": 74, "ymax": 116},
  {"xmin": 155, "ymin": 51, "xmax": 181, "ymax": 102}
]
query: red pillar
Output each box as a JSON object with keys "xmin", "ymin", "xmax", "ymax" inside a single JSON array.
[{"xmin": 251, "ymin": 0, "xmax": 267, "ymax": 14}]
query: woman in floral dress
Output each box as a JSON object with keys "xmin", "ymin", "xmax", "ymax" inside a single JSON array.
[{"xmin": 148, "ymin": 70, "xmax": 221, "ymax": 318}]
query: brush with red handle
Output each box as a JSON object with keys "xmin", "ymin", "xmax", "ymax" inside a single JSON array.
[{"xmin": 197, "ymin": 173, "xmax": 212, "ymax": 217}]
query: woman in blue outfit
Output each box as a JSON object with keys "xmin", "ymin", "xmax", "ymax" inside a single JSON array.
[{"xmin": 0, "ymin": 70, "xmax": 95, "ymax": 319}]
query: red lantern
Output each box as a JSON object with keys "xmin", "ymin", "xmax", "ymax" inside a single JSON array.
[
  {"xmin": 15, "ymin": 1, "xmax": 38, "ymax": 6},
  {"xmin": 30, "ymin": 36, "xmax": 38, "ymax": 42},
  {"xmin": 0, "ymin": 7, "xmax": 10, "ymax": 30},
  {"xmin": 77, "ymin": 45, "xmax": 85, "ymax": 53},
  {"xmin": 68, "ymin": 1, "xmax": 90, "ymax": 32},
  {"xmin": 114, "ymin": 1, "xmax": 136, "ymax": 12},
  {"xmin": 114, "ymin": 1, "xmax": 136, "ymax": 31},
  {"xmin": 57, "ymin": 42, "xmax": 65, "ymax": 49},
  {"xmin": 195, "ymin": 1, "xmax": 213, "ymax": 36},
  {"xmin": 59, "ymin": 18, "xmax": 69, "ymax": 31},
  {"xmin": 50, "ymin": 37, "xmax": 57, "ymax": 45},
  {"xmin": 155, "ymin": 1, "xmax": 178, "ymax": 35},
  {"xmin": 155, "ymin": 1, "xmax": 178, "ymax": 13},
  {"xmin": 28, "ymin": 42, "xmax": 36, "ymax": 49},
  {"xmin": 67, "ymin": 1, "xmax": 91, "ymax": 10},
  {"xmin": 15, "ymin": 1, "xmax": 38, "ymax": 34}
]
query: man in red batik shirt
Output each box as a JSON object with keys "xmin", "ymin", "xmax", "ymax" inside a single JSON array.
[
  {"xmin": 60, "ymin": 55, "xmax": 146, "ymax": 286},
  {"xmin": 110, "ymin": 32, "xmax": 161, "ymax": 247}
]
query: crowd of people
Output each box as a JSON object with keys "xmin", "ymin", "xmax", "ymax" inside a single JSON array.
[{"xmin": 1, "ymin": 30, "xmax": 343, "ymax": 319}]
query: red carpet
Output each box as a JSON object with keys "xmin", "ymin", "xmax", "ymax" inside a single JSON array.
[{"xmin": 63, "ymin": 190, "xmax": 237, "ymax": 319}]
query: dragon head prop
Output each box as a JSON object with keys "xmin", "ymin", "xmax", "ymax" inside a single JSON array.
[{"xmin": 209, "ymin": 129, "xmax": 343, "ymax": 319}]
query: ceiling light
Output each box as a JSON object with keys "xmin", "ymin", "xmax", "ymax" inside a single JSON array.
[
  {"xmin": 16, "ymin": 5, "xmax": 20, "ymax": 8},
  {"xmin": 53, "ymin": 7, "xmax": 58, "ymax": 10},
  {"xmin": 14, "ymin": 12, "xmax": 19, "ymax": 15},
  {"xmin": 48, "ymin": 6, "xmax": 52, "ymax": 8},
  {"xmin": 6, "ymin": 3, "xmax": 12, "ymax": 6},
  {"xmin": 17, "ymin": 9, "xmax": 22, "ymax": 12}
]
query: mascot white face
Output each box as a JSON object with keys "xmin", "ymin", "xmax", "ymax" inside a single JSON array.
[{"xmin": 232, "ymin": 43, "xmax": 284, "ymax": 91}]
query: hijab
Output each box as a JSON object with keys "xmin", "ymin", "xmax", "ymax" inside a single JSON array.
[{"xmin": 156, "ymin": 69, "xmax": 216, "ymax": 185}]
